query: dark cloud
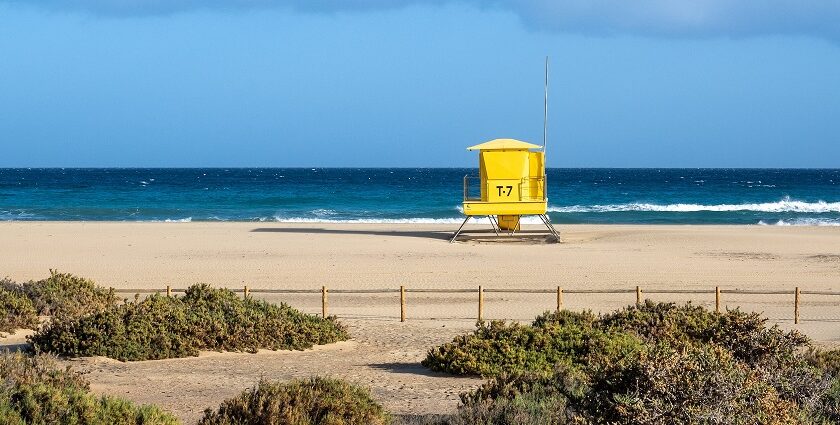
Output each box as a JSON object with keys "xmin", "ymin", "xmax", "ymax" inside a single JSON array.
[{"xmin": 5, "ymin": 0, "xmax": 840, "ymax": 41}]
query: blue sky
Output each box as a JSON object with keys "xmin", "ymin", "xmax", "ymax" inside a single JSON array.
[{"xmin": 1, "ymin": 1, "xmax": 839, "ymax": 167}]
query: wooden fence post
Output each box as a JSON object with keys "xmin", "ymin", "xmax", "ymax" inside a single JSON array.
[
  {"xmin": 635, "ymin": 286, "xmax": 642, "ymax": 306},
  {"xmin": 166, "ymin": 285, "xmax": 172, "ymax": 297},
  {"xmin": 794, "ymin": 287, "xmax": 800, "ymax": 325},
  {"xmin": 478, "ymin": 286, "xmax": 484, "ymax": 322},
  {"xmin": 243, "ymin": 285, "xmax": 249, "ymax": 299},
  {"xmin": 556, "ymin": 286, "xmax": 563, "ymax": 311},
  {"xmin": 322, "ymin": 286, "xmax": 328, "ymax": 318},
  {"xmin": 400, "ymin": 285, "xmax": 406, "ymax": 322},
  {"xmin": 715, "ymin": 286, "xmax": 720, "ymax": 313}
]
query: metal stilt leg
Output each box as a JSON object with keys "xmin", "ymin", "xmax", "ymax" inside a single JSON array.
[
  {"xmin": 487, "ymin": 216, "xmax": 500, "ymax": 236},
  {"xmin": 510, "ymin": 215, "xmax": 521, "ymax": 236},
  {"xmin": 545, "ymin": 215, "xmax": 560, "ymax": 238},
  {"xmin": 539, "ymin": 214, "xmax": 560, "ymax": 240},
  {"xmin": 487, "ymin": 216, "xmax": 496, "ymax": 233},
  {"xmin": 450, "ymin": 216, "xmax": 471, "ymax": 243}
]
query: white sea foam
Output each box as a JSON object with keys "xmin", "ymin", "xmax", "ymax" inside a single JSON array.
[
  {"xmin": 162, "ymin": 217, "xmax": 192, "ymax": 223},
  {"xmin": 310, "ymin": 209, "xmax": 338, "ymax": 217},
  {"xmin": 549, "ymin": 197, "xmax": 840, "ymax": 214},
  {"xmin": 758, "ymin": 218, "xmax": 840, "ymax": 227},
  {"xmin": 0, "ymin": 210, "xmax": 39, "ymax": 220}
]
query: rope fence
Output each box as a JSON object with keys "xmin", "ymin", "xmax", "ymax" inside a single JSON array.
[{"xmin": 109, "ymin": 285, "xmax": 840, "ymax": 325}]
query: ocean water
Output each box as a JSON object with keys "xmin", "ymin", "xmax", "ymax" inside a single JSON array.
[{"xmin": 0, "ymin": 168, "xmax": 838, "ymax": 225}]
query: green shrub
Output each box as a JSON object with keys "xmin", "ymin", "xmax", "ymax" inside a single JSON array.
[
  {"xmin": 805, "ymin": 348, "xmax": 840, "ymax": 423},
  {"xmin": 599, "ymin": 301, "xmax": 810, "ymax": 367},
  {"xmin": 453, "ymin": 370, "xmax": 577, "ymax": 425},
  {"xmin": 0, "ymin": 352, "xmax": 178, "ymax": 425},
  {"xmin": 427, "ymin": 301, "xmax": 838, "ymax": 425},
  {"xmin": 422, "ymin": 311, "xmax": 642, "ymax": 377},
  {"xmin": 449, "ymin": 389, "xmax": 570, "ymax": 425},
  {"xmin": 808, "ymin": 348, "xmax": 840, "ymax": 377},
  {"xmin": 458, "ymin": 342, "xmax": 799, "ymax": 424},
  {"xmin": 425, "ymin": 302, "xmax": 812, "ymax": 379},
  {"xmin": 588, "ymin": 342, "xmax": 798, "ymax": 424},
  {"xmin": 422, "ymin": 320, "xmax": 577, "ymax": 376},
  {"xmin": 531, "ymin": 308, "xmax": 596, "ymax": 328},
  {"xmin": 199, "ymin": 377, "xmax": 390, "ymax": 425},
  {"xmin": 29, "ymin": 284, "xmax": 349, "ymax": 361},
  {"xmin": 1, "ymin": 271, "xmax": 117, "ymax": 318},
  {"xmin": 0, "ymin": 286, "xmax": 39, "ymax": 334}
]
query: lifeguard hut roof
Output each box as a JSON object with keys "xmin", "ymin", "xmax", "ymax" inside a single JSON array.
[{"xmin": 466, "ymin": 138, "xmax": 542, "ymax": 151}]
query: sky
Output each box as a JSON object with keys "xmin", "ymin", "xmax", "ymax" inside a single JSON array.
[{"xmin": 1, "ymin": 1, "xmax": 839, "ymax": 168}]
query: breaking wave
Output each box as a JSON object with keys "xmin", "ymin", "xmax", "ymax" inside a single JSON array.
[
  {"xmin": 162, "ymin": 217, "xmax": 193, "ymax": 222},
  {"xmin": 549, "ymin": 198, "xmax": 840, "ymax": 214},
  {"xmin": 758, "ymin": 218, "xmax": 840, "ymax": 227}
]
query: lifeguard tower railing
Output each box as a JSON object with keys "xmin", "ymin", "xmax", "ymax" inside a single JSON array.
[{"xmin": 463, "ymin": 175, "xmax": 546, "ymax": 202}]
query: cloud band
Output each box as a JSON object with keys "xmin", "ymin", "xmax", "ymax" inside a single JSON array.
[{"xmin": 5, "ymin": 0, "xmax": 840, "ymax": 41}]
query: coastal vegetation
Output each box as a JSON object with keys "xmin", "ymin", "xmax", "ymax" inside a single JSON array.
[
  {"xmin": 1, "ymin": 271, "xmax": 118, "ymax": 334},
  {"xmin": 7, "ymin": 271, "xmax": 840, "ymax": 423},
  {"xmin": 0, "ymin": 352, "xmax": 178, "ymax": 425},
  {"xmin": 2, "ymin": 354, "xmax": 390, "ymax": 425},
  {"xmin": 29, "ymin": 283, "xmax": 349, "ymax": 361},
  {"xmin": 1, "ymin": 272, "xmax": 359, "ymax": 423},
  {"xmin": 0, "ymin": 285, "xmax": 38, "ymax": 334},
  {"xmin": 199, "ymin": 377, "xmax": 390, "ymax": 425},
  {"xmin": 424, "ymin": 301, "xmax": 840, "ymax": 424},
  {"xmin": 2, "ymin": 271, "xmax": 118, "ymax": 317}
]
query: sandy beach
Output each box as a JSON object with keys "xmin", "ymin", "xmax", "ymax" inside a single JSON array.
[
  {"xmin": 2, "ymin": 222, "xmax": 840, "ymax": 421},
  {"xmin": 3, "ymin": 221, "xmax": 840, "ymax": 289}
]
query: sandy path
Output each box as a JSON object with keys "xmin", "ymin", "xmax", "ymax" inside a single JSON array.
[{"xmin": 63, "ymin": 318, "xmax": 481, "ymax": 424}]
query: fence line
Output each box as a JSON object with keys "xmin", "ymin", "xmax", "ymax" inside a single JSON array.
[
  {"xmin": 113, "ymin": 287, "xmax": 840, "ymax": 296},
  {"xmin": 110, "ymin": 285, "xmax": 840, "ymax": 325}
]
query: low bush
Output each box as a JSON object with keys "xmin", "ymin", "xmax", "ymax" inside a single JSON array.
[
  {"xmin": 199, "ymin": 377, "xmax": 390, "ymax": 425},
  {"xmin": 451, "ymin": 371, "xmax": 574, "ymax": 425},
  {"xmin": 0, "ymin": 285, "xmax": 39, "ymax": 334},
  {"xmin": 29, "ymin": 284, "xmax": 349, "ymax": 361},
  {"xmin": 1, "ymin": 271, "xmax": 117, "ymax": 318},
  {"xmin": 456, "ymin": 342, "xmax": 800, "ymax": 424},
  {"xmin": 808, "ymin": 348, "xmax": 840, "ymax": 377},
  {"xmin": 422, "ymin": 317, "xmax": 643, "ymax": 377},
  {"xmin": 597, "ymin": 301, "xmax": 810, "ymax": 367},
  {"xmin": 426, "ymin": 301, "xmax": 840, "ymax": 424},
  {"xmin": 425, "ymin": 302, "xmax": 812, "ymax": 378},
  {"xmin": 0, "ymin": 351, "xmax": 178, "ymax": 425},
  {"xmin": 806, "ymin": 348, "xmax": 840, "ymax": 423}
]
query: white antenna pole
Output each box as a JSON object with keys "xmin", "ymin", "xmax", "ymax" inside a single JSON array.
[{"xmin": 543, "ymin": 56, "xmax": 549, "ymax": 155}]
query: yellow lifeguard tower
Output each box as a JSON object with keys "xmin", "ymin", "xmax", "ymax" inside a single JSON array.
[
  {"xmin": 451, "ymin": 138, "xmax": 559, "ymax": 242},
  {"xmin": 451, "ymin": 57, "xmax": 559, "ymax": 243}
]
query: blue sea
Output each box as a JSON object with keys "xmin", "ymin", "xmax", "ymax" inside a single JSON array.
[{"xmin": 0, "ymin": 168, "xmax": 838, "ymax": 225}]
